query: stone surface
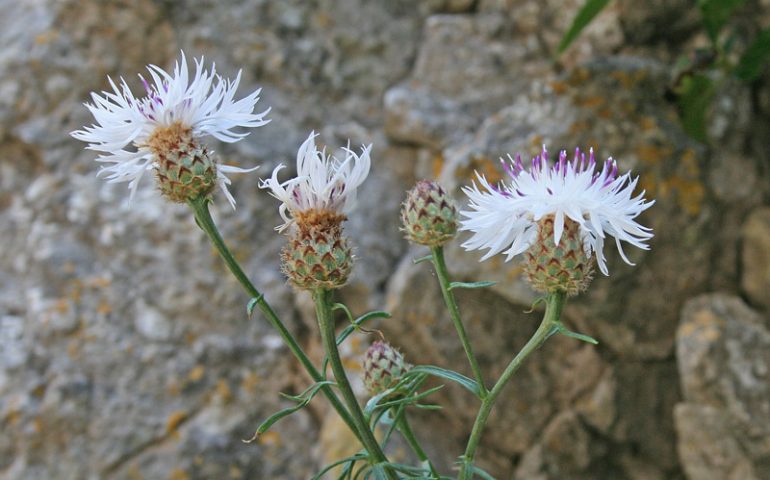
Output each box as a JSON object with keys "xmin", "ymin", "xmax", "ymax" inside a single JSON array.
[
  {"xmin": 741, "ymin": 208, "xmax": 770, "ymax": 311},
  {"xmin": 676, "ymin": 294, "xmax": 770, "ymax": 480},
  {"xmin": 1, "ymin": 0, "xmax": 769, "ymax": 479}
]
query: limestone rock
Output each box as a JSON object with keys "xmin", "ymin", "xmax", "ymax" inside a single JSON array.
[
  {"xmin": 741, "ymin": 208, "xmax": 770, "ymax": 311},
  {"xmin": 676, "ymin": 294, "xmax": 770, "ymax": 480}
]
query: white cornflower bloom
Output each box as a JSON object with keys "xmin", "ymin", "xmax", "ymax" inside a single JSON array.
[
  {"xmin": 71, "ymin": 51, "xmax": 271, "ymax": 207},
  {"xmin": 261, "ymin": 132, "xmax": 372, "ymax": 232},
  {"xmin": 461, "ymin": 146, "xmax": 654, "ymax": 276}
]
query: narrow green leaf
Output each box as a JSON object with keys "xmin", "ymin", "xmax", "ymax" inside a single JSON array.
[
  {"xmin": 313, "ymin": 453, "xmax": 368, "ymax": 480},
  {"xmin": 676, "ymin": 73, "xmax": 715, "ymax": 143},
  {"xmin": 413, "ymin": 254, "xmax": 433, "ymax": 265},
  {"xmin": 448, "ymin": 280, "xmax": 496, "ymax": 291},
  {"xmin": 246, "ymin": 294, "xmax": 264, "ymax": 317},
  {"xmin": 244, "ymin": 381, "xmax": 335, "ymax": 442},
  {"xmin": 698, "ymin": 0, "xmax": 747, "ymax": 42},
  {"xmin": 409, "ymin": 365, "xmax": 482, "ymax": 398},
  {"xmin": 736, "ymin": 28, "xmax": 770, "ymax": 81},
  {"xmin": 557, "ymin": 325, "xmax": 599, "ymax": 344},
  {"xmin": 322, "ymin": 309, "xmax": 391, "ymax": 374},
  {"xmin": 557, "ymin": 0, "xmax": 611, "ymax": 54}
]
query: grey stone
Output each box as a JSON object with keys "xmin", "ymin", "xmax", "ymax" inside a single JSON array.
[
  {"xmin": 676, "ymin": 294, "xmax": 770, "ymax": 479},
  {"xmin": 741, "ymin": 208, "xmax": 770, "ymax": 311}
]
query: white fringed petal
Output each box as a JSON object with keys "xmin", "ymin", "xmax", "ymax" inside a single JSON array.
[
  {"xmin": 460, "ymin": 146, "xmax": 654, "ymax": 275},
  {"xmin": 261, "ymin": 132, "xmax": 372, "ymax": 231},
  {"xmin": 72, "ymin": 51, "xmax": 270, "ymax": 205}
]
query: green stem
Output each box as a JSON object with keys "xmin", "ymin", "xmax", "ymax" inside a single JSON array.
[
  {"xmin": 458, "ymin": 292, "xmax": 566, "ymax": 479},
  {"xmin": 187, "ymin": 197, "xmax": 360, "ymax": 443},
  {"xmin": 397, "ymin": 413, "xmax": 440, "ymax": 479},
  {"xmin": 431, "ymin": 246, "xmax": 488, "ymax": 398},
  {"xmin": 314, "ymin": 289, "xmax": 398, "ymax": 480}
]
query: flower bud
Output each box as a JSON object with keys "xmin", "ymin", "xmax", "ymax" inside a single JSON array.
[
  {"xmin": 149, "ymin": 123, "xmax": 217, "ymax": 203},
  {"xmin": 280, "ymin": 226, "xmax": 352, "ymax": 290},
  {"xmin": 401, "ymin": 180, "xmax": 458, "ymax": 247},
  {"xmin": 524, "ymin": 215, "xmax": 594, "ymax": 296},
  {"xmin": 363, "ymin": 340, "xmax": 412, "ymax": 397}
]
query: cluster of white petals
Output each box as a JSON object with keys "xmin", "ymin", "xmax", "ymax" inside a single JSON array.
[
  {"xmin": 460, "ymin": 146, "xmax": 654, "ymax": 275},
  {"xmin": 261, "ymin": 132, "xmax": 372, "ymax": 231},
  {"xmin": 71, "ymin": 52, "xmax": 270, "ymax": 206}
]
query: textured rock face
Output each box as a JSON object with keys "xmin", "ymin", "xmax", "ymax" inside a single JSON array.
[
  {"xmin": 1, "ymin": 1, "xmax": 769, "ymax": 480},
  {"xmin": 676, "ymin": 295, "xmax": 770, "ymax": 480}
]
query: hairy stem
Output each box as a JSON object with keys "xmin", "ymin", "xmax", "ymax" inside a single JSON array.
[
  {"xmin": 314, "ymin": 289, "xmax": 398, "ymax": 479},
  {"xmin": 431, "ymin": 246, "xmax": 488, "ymax": 398},
  {"xmin": 458, "ymin": 291, "xmax": 566, "ymax": 479},
  {"xmin": 187, "ymin": 197, "xmax": 360, "ymax": 442}
]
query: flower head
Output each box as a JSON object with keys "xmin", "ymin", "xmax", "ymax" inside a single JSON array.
[
  {"xmin": 71, "ymin": 51, "xmax": 271, "ymax": 207},
  {"xmin": 261, "ymin": 132, "xmax": 371, "ymax": 232},
  {"xmin": 401, "ymin": 180, "xmax": 459, "ymax": 247},
  {"xmin": 460, "ymin": 146, "xmax": 654, "ymax": 278}
]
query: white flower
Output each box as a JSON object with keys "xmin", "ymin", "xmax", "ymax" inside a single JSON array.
[
  {"xmin": 71, "ymin": 51, "xmax": 271, "ymax": 207},
  {"xmin": 261, "ymin": 132, "xmax": 372, "ymax": 231},
  {"xmin": 460, "ymin": 146, "xmax": 654, "ymax": 275}
]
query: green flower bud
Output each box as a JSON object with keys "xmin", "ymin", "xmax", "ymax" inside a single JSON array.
[
  {"xmin": 363, "ymin": 340, "xmax": 412, "ymax": 397},
  {"xmin": 524, "ymin": 215, "xmax": 594, "ymax": 296},
  {"xmin": 401, "ymin": 180, "xmax": 458, "ymax": 247}
]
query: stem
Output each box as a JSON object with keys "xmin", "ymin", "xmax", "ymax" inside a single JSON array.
[
  {"xmin": 187, "ymin": 197, "xmax": 360, "ymax": 442},
  {"xmin": 431, "ymin": 246, "xmax": 488, "ymax": 398},
  {"xmin": 314, "ymin": 289, "xmax": 398, "ymax": 480},
  {"xmin": 458, "ymin": 292, "xmax": 566, "ymax": 479},
  {"xmin": 397, "ymin": 413, "xmax": 440, "ymax": 479}
]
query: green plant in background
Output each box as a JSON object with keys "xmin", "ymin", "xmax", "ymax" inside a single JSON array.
[
  {"xmin": 73, "ymin": 53, "xmax": 654, "ymax": 479},
  {"xmin": 559, "ymin": 0, "xmax": 770, "ymax": 142}
]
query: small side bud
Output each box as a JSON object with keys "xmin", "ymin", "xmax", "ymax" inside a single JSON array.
[
  {"xmin": 363, "ymin": 340, "xmax": 412, "ymax": 397},
  {"xmin": 524, "ymin": 215, "xmax": 594, "ymax": 296},
  {"xmin": 280, "ymin": 227, "xmax": 352, "ymax": 290},
  {"xmin": 401, "ymin": 180, "xmax": 458, "ymax": 247},
  {"xmin": 149, "ymin": 122, "xmax": 217, "ymax": 203}
]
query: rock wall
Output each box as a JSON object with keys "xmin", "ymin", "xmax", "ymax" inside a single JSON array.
[{"xmin": 1, "ymin": 1, "xmax": 768, "ymax": 479}]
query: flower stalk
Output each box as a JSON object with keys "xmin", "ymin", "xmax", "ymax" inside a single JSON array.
[
  {"xmin": 431, "ymin": 246, "xmax": 488, "ymax": 398},
  {"xmin": 458, "ymin": 291, "xmax": 566, "ymax": 480},
  {"xmin": 187, "ymin": 196, "xmax": 361, "ymax": 443},
  {"xmin": 314, "ymin": 288, "xmax": 398, "ymax": 479},
  {"xmin": 397, "ymin": 413, "xmax": 440, "ymax": 479}
]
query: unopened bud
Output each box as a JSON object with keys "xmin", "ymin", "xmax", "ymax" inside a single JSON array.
[
  {"xmin": 281, "ymin": 226, "xmax": 352, "ymax": 290},
  {"xmin": 363, "ymin": 340, "xmax": 412, "ymax": 397},
  {"xmin": 401, "ymin": 180, "xmax": 458, "ymax": 247}
]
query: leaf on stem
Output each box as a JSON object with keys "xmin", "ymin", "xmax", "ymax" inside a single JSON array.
[
  {"xmin": 448, "ymin": 280, "xmax": 496, "ymax": 291},
  {"xmin": 243, "ymin": 380, "xmax": 335, "ymax": 442},
  {"xmin": 736, "ymin": 28, "xmax": 770, "ymax": 81},
  {"xmin": 246, "ymin": 294, "xmax": 265, "ymax": 318},
  {"xmin": 311, "ymin": 453, "xmax": 368, "ymax": 480},
  {"xmin": 413, "ymin": 254, "xmax": 433, "ymax": 265},
  {"xmin": 557, "ymin": 324, "xmax": 599, "ymax": 344},
  {"xmin": 408, "ymin": 365, "xmax": 482, "ymax": 398},
  {"xmin": 557, "ymin": 0, "xmax": 612, "ymax": 54},
  {"xmin": 322, "ymin": 309, "xmax": 392, "ymax": 373}
]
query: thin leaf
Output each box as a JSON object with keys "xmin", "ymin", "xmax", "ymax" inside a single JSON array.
[
  {"xmin": 244, "ymin": 381, "xmax": 335, "ymax": 442},
  {"xmin": 698, "ymin": 0, "xmax": 747, "ymax": 42},
  {"xmin": 448, "ymin": 280, "xmax": 496, "ymax": 291},
  {"xmin": 557, "ymin": 325, "xmax": 599, "ymax": 344},
  {"xmin": 409, "ymin": 365, "xmax": 482, "ymax": 398},
  {"xmin": 413, "ymin": 254, "xmax": 433, "ymax": 265},
  {"xmin": 313, "ymin": 453, "xmax": 368, "ymax": 480},
  {"xmin": 557, "ymin": 0, "xmax": 611, "ymax": 54},
  {"xmin": 246, "ymin": 294, "xmax": 264, "ymax": 317},
  {"xmin": 736, "ymin": 28, "xmax": 770, "ymax": 81},
  {"xmin": 676, "ymin": 73, "xmax": 715, "ymax": 142},
  {"xmin": 322, "ymin": 308, "xmax": 391, "ymax": 373}
]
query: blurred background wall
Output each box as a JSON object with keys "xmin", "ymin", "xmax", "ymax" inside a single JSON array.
[{"xmin": 1, "ymin": 0, "xmax": 769, "ymax": 478}]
